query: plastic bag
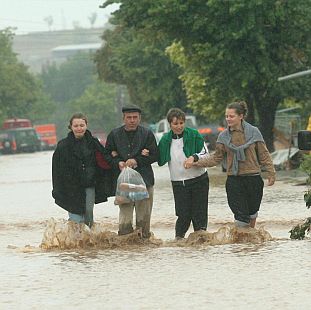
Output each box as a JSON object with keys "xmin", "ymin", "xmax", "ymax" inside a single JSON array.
[{"xmin": 114, "ymin": 167, "xmax": 149, "ymax": 205}]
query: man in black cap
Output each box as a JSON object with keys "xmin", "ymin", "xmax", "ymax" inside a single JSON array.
[{"xmin": 105, "ymin": 105, "xmax": 159, "ymax": 238}]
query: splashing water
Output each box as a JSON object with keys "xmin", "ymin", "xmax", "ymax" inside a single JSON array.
[
  {"xmin": 185, "ymin": 225, "xmax": 273, "ymax": 246},
  {"xmin": 40, "ymin": 218, "xmax": 273, "ymax": 250},
  {"xmin": 40, "ymin": 218, "xmax": 163, "ymax": 250}
]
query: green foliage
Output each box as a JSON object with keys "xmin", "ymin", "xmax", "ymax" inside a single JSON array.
[
  {"xmin": 289, "ymin": 217, "xmax": 311, "ymax": 240},
  {"xmin": 69, "ymin": 80, "xmax": 117, "ymax": 133},
  {"xmin": 289, "ymin": 153, "xmax": 311, "ymax": 239},
  {"xmin": 95, "ymin": 25, "xmax": 187, "ymax": 122},
  {"xmin": 102, "ymin": 0, "xmax": 311, "ymax": 150},
  {"xmin": 300, "ymin": 154, "xmax": 311, "ymax": 183},
  {"xmin": 39, "ymin": 53, "xmax": 120, "ymax": 139},
  {"xmin": 0, "ymin": 29, "xmax": 50, "ymax": 124},
  {"xmin": 300, "ymin": 154, "xmax": 311, "ymax": 208},
  {"xmin": 40, "ymin": 53, "xmax": 95, "ymax": 104}
]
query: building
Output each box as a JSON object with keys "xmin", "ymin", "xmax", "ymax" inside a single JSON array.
[{"xmin": 12, "ymin": 28, "xmax": 106, "ymax": 73}]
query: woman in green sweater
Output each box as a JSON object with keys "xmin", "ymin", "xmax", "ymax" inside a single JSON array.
[{"xmin": 158, "ymin": 108, "xmax": 209, "ymax": 240}]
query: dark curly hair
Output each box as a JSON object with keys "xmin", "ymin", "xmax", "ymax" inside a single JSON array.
[{"xmin": 166, "ymin": 108, "xmax": 186, "ymax": 123}]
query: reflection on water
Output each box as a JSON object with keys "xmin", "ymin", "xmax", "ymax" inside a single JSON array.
[{"xmin": 0, "ymin": 152, "xmax": 311, "ymax": 309}]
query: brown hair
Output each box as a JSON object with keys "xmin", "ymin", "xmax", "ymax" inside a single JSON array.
[
  {"xmin": 68, "ymin": 112, "xmax": 88, "ymax": 130},
  {"xmin": 166, "ymin": 108, "xmax": 186, "ymax": 123},
  {"xmin": 226, "ymin": 101, "xmax": 248, "ymax": 118}
]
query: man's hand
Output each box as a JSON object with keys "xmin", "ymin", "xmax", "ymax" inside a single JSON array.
[
  {"xmin": 184, "ymin": 156, "xmax": 195, "ymax": 169},
  {"xmin": 125, "ymin": 158, "xmax": 138, "ymax": 168},
  {"xmin": 111, "ymin": 151, "xmax": 118, "ymax": 157}
]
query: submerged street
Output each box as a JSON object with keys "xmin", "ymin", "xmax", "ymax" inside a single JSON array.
[{"xmin": 0, "ymin": 151, "xmax": 310, "ymax": 309}]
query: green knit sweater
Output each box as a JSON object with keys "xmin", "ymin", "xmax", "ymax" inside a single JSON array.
[{"xmin": 158, "ymin": 127, "xmax": 204, "ymax": 166}]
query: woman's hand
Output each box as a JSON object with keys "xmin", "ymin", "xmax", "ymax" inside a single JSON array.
[
  {"xmin": 184, "ymin": 156, "xmax": 195, "ymax": 169},
  {"xmin": 267, "ymin": 176, "xmax": 275, "ymax": 186},
  {"xmin": 141, "ymin": 148, "xmax": 149, "ymax": 156}
]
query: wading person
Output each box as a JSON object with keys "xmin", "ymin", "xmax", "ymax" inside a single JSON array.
[
  {"xmin": 158, "ymin": 108, "xmax": 209, "ymax": 240},
  {"xmin": 105, "ymin": 105, "xmax": 158, "ymax": 238},
  {"xmin": 52, "ymin": 113, "xmax": 111, "ymax": 227},
  {"xmin": 185, "ymin": 101, "xmax": 275, "ymax": 228}
]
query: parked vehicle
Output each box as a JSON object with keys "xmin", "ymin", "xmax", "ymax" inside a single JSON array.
[
  {"xmin": 198, "ymin": 123, "xmax": 225, "ymax": 151},
  {"xmin": 2, "ymin": 118, "xmax": 32, "ymax": 129},
  {"xmin": 34, "ymin": 124, "xmax": 57, "ymax": 150},
  {"xmin": 0, "ymin": 128, "xmax": 41, "ymax": 154},
  {"xmin": 154, "ymin": 115, "xmax": 197, "ymax": 143}
]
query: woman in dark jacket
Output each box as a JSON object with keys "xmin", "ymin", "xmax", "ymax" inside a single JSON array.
[{"xmin": 52, "ymin": 113, "xmax": 112, "ymax": 227}]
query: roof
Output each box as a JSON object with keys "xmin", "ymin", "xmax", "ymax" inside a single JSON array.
[{"xmin": 52, "ymin": 43, "xmax": 102, "ymax": 52}]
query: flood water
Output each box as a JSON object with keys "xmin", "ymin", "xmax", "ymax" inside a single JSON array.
[{"xmin": 0, "ymin": 151, "xmax": 310, "ymax": 309}]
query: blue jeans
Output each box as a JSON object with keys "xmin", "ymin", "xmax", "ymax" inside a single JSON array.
[{"xmin": 68, "ymin": 187, "xmax": 95, "ymax": 227}]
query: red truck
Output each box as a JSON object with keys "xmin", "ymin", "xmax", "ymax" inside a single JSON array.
[
  {"xmin": 2, "ymin": 118, "xmax": 32, "ymax": 129},
  {"xmin": 34, "ymin": 124, "xmax": 57, "ymax": 150}
]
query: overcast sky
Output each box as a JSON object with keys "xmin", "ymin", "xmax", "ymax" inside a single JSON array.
[{"xmin": 0, "ymin": 0, "xmax": 118, "ymax": 34}]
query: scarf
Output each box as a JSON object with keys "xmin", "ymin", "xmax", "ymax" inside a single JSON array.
[
  {"xmin": 217, "ymin": 120, "xmax": 264, "ymax": 175},
  {"xmin": 158, "ymin": 127, "xmax": 204, "ymax": 166}
]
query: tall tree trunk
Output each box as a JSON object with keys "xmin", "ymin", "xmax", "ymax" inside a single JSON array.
[
  {"xmin": 256, "ymin": 100, "xmax": 278, "ymax": 152},
  {"xmin": 245, "ymin": 95, "xmax": 255, "ymax": 124}
]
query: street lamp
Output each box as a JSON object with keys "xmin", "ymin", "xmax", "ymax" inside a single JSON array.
[{"xmin": 278, "ymin": 69, "xmax": 311, "ymax": 81}]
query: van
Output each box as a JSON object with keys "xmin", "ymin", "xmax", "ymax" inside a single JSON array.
[{"xmin": 154, "ymin": 115, "xmax": 197, "ymax": 143}]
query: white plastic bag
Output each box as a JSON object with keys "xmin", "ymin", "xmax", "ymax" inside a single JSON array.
[{"xmin": 114, "ymin": 167, "xmax": 149, "ymax": 205}]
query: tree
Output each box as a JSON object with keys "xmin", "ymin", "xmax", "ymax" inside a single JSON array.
[
  {"xmin": 40, "ymin": 53, "xmax": 95, "ymax": 104},
  {"xmin": 0, "ymin": 29, "xmax": 51, "ymax": 124},
  {"xmin": 39, "ymin": 52, "xmax": 120, "ymax": 139},
  {"xmin": 69, "ymin": 80, "xmax": 117, "ymax": 133},
  {"xmin": 43, "ymin": 16, "xmax": 54, "ymax": 31},
  {"xmin": 88, "ymin": 12, "xmax": 98, "ymax": 28},
  {"xmin": 289, "ymin": 154, "xmax": 311, "ymax": 239},
  {"xmin": 102, "ymin": 0, "xmax": 311, "ymax": 150},
  {"xmin": 95, "ymin": 25, "xmax": 187, "ymax": 122}
]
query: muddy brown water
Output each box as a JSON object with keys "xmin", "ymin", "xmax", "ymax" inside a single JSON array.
[{"xmin": 0, "ymin": 151, "xmax": 310, "ymax": 309}]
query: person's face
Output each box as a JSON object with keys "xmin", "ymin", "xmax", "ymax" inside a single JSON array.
[
  {"xmin": 225, "ymin": 108, "xmax": 243, "ymax": 129},
  {"xmin": 170, "ymin": 117, "xmax": 185, "ymax": 135},
  {"xmin": 71, "ymin": 118, "xmax": 87, "ymax": 139},
  {"xmin": 123, "ymin": 112, "xmax": 141, "ymax": 131}
]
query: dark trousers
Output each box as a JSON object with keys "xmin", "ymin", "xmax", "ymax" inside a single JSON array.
[
  {"xmin": 172, "ymin": 174, "xmax": 209, "ymax": 238},
  {"xmin": 226, "ymin": 175, "xmax": 264, "ymax": 224}
]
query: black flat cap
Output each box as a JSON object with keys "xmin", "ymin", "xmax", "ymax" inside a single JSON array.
[{"xmin": 122, "ymin": 105, "xmax": 142, "ymax": 113}]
